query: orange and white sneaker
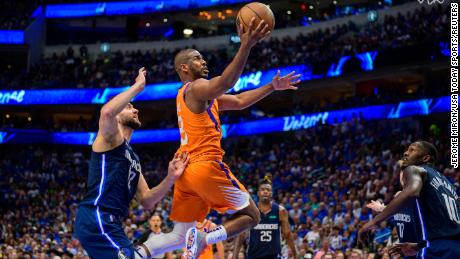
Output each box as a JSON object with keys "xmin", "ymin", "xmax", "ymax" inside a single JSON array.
[{"xmin": 183, "ymin": 227, "xmax": 207, "ymax": 259}]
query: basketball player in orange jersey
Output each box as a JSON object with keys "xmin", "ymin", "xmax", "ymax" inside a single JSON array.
[{"xmin": 136, "ymin": 18, "xmax": 301, "ymax": 259}]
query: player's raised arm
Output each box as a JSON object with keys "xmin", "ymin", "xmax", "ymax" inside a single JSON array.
[
  {"xmin": 135, "ymin": 152, "xmax": 189, "ymax": 210},
  {"xmin": 190, "ymin": 18, "xmax": 270, "ymax": 101},
  {"xmin": 98, "ymin": 68, "xmax": 146, "ymax": 141},
  {"xmin": 218, "ymin": 70, "xmax": 300, "ymax": 111}
]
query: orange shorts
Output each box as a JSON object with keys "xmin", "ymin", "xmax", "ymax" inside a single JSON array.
[
  {"xmin": 169, "ymin": 160, "xmax": 249, "ymax": 222},
  {"xmin": 198, "ymin": 245, "xmax": 213, "ymax": 259}
]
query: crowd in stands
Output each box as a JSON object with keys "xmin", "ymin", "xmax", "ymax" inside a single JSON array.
[
  {"xmin": 0, "ymin": 0, "xmax": 41, "ymax": 30},
  {"xmin": 0, "ymin": 116, "xmax": 456, "ymax": 258},
  {"xmin": 0, "ymin": 0, "xmax": 404, "ymax": 32},
  {"xmin": 0, "ymin": 5, "xmax": 448, "ymax": 90}
]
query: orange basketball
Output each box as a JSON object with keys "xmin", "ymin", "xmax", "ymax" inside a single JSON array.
[{"xmin": 237, "ymin": 2, "xmax": 275, "ymax": 34}]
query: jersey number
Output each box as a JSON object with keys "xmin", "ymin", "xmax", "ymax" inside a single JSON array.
[
  {"xmin": 442, "ymin": 193, "xmax": 460, "ymax": 224},
  {"xmin": 260, "ymin": 231, "xmax": 272, "ymax": 242},
  {"xmin": 127, "ymin": 167, "xmax": 136, "ymax": 191},
  {"xmin": 177, "ymin": 102, "xmax": 188, "ymax": 145},
  {"xmin": 178, "ymin": 115, "xmax": 188, "ymax": 145},
  {"xmin": 396, "ymin": 223, "xmax": 404, "ymax": 239}
]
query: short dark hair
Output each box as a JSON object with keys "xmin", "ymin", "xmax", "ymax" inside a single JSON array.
[
  {"xmin": 259, "ymin": 173, "xmax": 273, "ymax": 186},
  {"xmin": 174, "ymin": 48, "xmax": 197, "ymax": 73},
  {"xmin": 416, "ymin": 140, "xmax": 438, "ymax": 164}
]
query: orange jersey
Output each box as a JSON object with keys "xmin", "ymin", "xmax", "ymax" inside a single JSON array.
[
  {"xmin": 176, "ymin": 82, "xmax": 225, "ymax": 163},
  {"xmin": 171, "ymin": 83, "xmax": 249, "ymax": 223},
  {"xmin": 197, "ymin": 219, "xmax": 214, "ymax": 259}
]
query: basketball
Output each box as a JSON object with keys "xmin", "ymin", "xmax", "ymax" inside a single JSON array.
[{"xmin": 237, "ymin": 2, "xmax": 275, "ymax": 34}]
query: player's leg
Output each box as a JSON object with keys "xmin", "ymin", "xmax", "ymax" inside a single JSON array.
[
  {"xmin": 136, "ymin": 164, "xmax": 209, "ymax": 258},
  {"xmin": 183, "ymin": 161, "xmax": 260, "ymax": 258},
  {"xmin": 222, "ymin": 198, "xmax": 260, "ymax": 237},
  {"xmin": 135, "ymin": 221, "xmax": 196, "ymax": 258},
  {"xmin": 75, "ymin": 206, "xmax": 135, "ymax": 259},
  {"xmin": 184, "ymin": 199, "xmax": 260, "ymax": 258}
]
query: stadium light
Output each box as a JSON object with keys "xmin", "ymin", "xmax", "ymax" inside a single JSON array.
[
  {"xmin": 183, "ymin": 28, "xmax": 193, "ymax": 36},
  {"xmin": 100, "ymin": 43, "xmax": 110, "ymax": 53}
]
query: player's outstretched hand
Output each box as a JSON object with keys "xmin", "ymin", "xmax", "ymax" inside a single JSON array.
[
  {"xmin": 366, "ymin": 200, "xmax": 385, "ymax": 213},
  {"xmin": 389, "ymin": 243, "xmax": 419, "ymax": 257},
  {"xmin": 271, "ymin": 70, "xmax": 301, "ymax": 91},
  {"xmin": 238, "ymin": 17, "xmax": 271, "ymax": 48},
  {"xmin": 168, "ymin": 152, "xmax": 190, "ymax": 180},
  {"xmin": 135, "ymin": 67, "xmax": 147, "ymax": 90},
  {"xmin": 357, "ymin": 220, "xmax": 377, "ymax": 246}
]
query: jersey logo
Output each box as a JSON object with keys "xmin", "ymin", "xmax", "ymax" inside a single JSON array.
[
  {"xmin": 253, "ymin": 224, "xmax": 279, "ymax": 230},
  {"xmin": 393, "ymin": 213, "xmax": 411, "ymax": 222}
]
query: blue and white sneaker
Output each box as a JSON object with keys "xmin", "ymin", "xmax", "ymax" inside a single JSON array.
[{"xmin": 183, "ymin": 227, "xmax": 207, "ymax": 259}]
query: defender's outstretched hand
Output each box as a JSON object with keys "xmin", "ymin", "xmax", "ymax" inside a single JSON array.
[
  {"xmin": 366, "ymin": 200, "xmax": 385, "ymax": 213},
  {"xmin": 168, "ymin": 152, "xmax": 190, "ymax": 180},
  {"xmin": 271, "ymin": 70, "xmax": 301, "ymax": 91},
  {"xmin": 357, "ymin": 220, "xmax": 377, "ymax": 246},
  {"xmin": 135, "ymin": 67, "xmax": 147, "ymax": 90},
  {"xmin": 389, "ymin": 243, "xmax": 419, "ymax": 257}
]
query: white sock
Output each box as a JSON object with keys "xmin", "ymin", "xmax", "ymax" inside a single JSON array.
[
  {"xmin": 205, "ymin": 225, "xmax": 227, "ymax": 245},
  {"xmin": 135, "ymin": 221, "xmax": 195, "ymax": 259}
]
